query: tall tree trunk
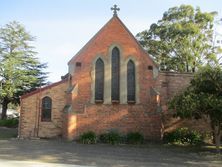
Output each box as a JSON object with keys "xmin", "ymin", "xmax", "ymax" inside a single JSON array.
[
  {"xmin": 192, "ymin": 66, "xmax": 195, "ymax": 73},
  {"xmin": 213, "ymin": 124, "xmax": 221, "ymax": 153},
  {"xmin": 1, "ymin": 99, "xmax": 9, "ymax": 120},
  {"xmin": 192, "ymin": 61, "xmax": 196, "ymax": 73}
]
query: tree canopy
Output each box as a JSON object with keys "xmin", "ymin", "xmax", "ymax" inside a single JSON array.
[
  {"xmin": 137, "ymin": 5, "xmax": 221, "ymax": 72},
  {"xmin": 0, "ymin": 21, "xmax": 47, "ymax": 119},
  {"xmin": 169, "ymin": 65, "xmax": 222, "ymax": 151}
]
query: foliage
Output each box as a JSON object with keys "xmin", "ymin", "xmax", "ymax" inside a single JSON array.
[
  {"xmin": 7, "ymin": 103, "xmax": 19, "ymax": 110},
  {"xmin": 169, "ymin": 65, "xmax": 222, "ymax": 151},
  {"xmin": 163, "ymin": 128, "xmax": 203, "ymax": 145},
  {"xmin": 0, "ymin": 118, "xmax": 19, "ymax": 128},
  {"xmin": 137, "ymin": 5, "xmax": 221, "ymax": 72},
  {"xmin": 0, "ymin": 21, "xmax": 48, "ymax": 119},
  {"xmin": 126, "ymin": 132, "xmax": 144, "ymax": 144},
  {"xmin": 79, "ymin": 131, "xmax": 97, "ymax": 144},
  {"xmin": 79, "ymin": 131, "xmax": 145, "ymax": 145},
  {"xmin": 99, "ymin": 131, "xmax": 122, "ymax": 144}
]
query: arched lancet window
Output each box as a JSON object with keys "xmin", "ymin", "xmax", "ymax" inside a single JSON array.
[
  {"xmin": 95, "ymin": 58, "xmax": 104, "ymax": 101},
  {"xmin": 41, "ymin": 96, "xmax": 52, "ymax": 121},
  {"xmin": 127, "ymin": 60, "xmax": 136, "ymax": 102},
  {"xmin": 111, "ymin": 47, "xmax": 120, "ymax": 101}
]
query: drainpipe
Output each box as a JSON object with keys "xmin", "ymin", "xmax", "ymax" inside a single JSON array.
[
  {"xmin": 34, "ymin": 93, "xmax": 38, "ymax": 137},
  {"xmin": 37, "ymin": 86, "xmax": 42, "ymax": 137},
  {"xmin": 34, "ymin": 85, "xmax": 41, "ymax": 138},
  {"xmin": 18, "ymin": 97, "xmax": 22, "ymax": 138}
]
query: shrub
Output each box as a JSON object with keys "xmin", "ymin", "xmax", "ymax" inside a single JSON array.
[
  {"xmin": 99, "ymin": 133, "xmax": 109, "ymax": 143},
  {"xmin": 163, "ymin": 127, "xmax": 203, "ymax": 145},
  {"xmin": 0, "ymin": 118, "xmax": 19, "ymax": 128},
  {"xmin": 99, "ymin": 131, "xmax": 122, "ymax": 144},
  {"xmin": 126, "ymin": 132, "xmax": 144, "ymax": 144},
  {"xmin": 79, "ymin": 131, "xmax": 97, "ymax": 144}
]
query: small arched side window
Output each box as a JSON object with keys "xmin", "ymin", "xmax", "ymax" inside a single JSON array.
[
  {"xmin": 111, "ymin": 47, "xmax": 120, "ymax": 102},
  {"xmin": 41, "ymin": 96, "xmax": 52, "ymax": 121},
  {"xmin": 127, "ymin": 60, "xmax": 136, "ymax": 102},
  {"xmin": 95, "ymin": 58, "xmax": 104, "ymax": 102}
]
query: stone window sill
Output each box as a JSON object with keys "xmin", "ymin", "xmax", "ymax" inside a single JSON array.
[
  {"xmin": 95, "ymin": 100, "xmax": 103, "ymax": 104},
  {"xmin": 112, "ymin": 100, "xmax": 119, "ymax": 104},
  {"xmin": 41, "ymin": 119, "xmax": 52, "ymax": 122},
  {"xmin": 127, "ymin": 101, "xmax": 136, "ymax": 104}
]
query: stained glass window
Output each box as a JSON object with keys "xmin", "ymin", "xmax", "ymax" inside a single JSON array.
[
  {"xmin": 95, "ymin": 58, "xmax": 104, "ymax": 101},
  {"xmin": 111, "ymin": 47, "xmax": 120, "ymax": 101},
  {"xmin": 127, "ymin": 60, "xmax": 136, "ymax": 102},
  {"xmin": 41, "ymin": 96, "xmax": 52, "ymax": 121}
]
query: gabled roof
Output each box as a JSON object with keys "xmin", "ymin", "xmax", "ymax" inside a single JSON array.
[
  {"xmin": 68, "ymin": 15, "xmax": 158, "ymax": 67},
  {"xmin": 21, "ymin": 78, "xmax": 68, "ymax": 99}
]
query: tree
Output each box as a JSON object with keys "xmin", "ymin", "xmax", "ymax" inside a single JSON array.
[
  {"xmin": 137, "ymin": 5, "xmax": 221, "ymax": 72},
  {"xmin": 0, "ymin": 21, "xmax": 47, "ymax": 119},
  {"xmin": 169, "ymin": 65, "xmax": 222, "ymax": 152}
]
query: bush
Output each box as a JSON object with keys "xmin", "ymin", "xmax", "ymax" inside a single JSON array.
[
  {"xmin": 99, "ymin": 131, "xmax": 122, "ymax": 144},
  {"xmin": 79, "ymin": 131, "xmax": 97, "ymax": 144},
  {"xmin": 126, "ymin": 132, "xmax": 144, "ymax": 144},
  {"xmin": 0, "ymin": 118, "xmax": 19, "ymax": 128},
  {"xmin": 163, "ymin": 127, "xmax": 203, "ymax": 145}
]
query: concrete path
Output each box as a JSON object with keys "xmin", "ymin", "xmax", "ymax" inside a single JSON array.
[{"xmin": 0, "ymin": 139, "xmax": 221, "ymax": 167}]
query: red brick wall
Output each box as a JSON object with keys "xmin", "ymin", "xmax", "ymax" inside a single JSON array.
[
  {"xmin": 157, "ymin": 72, "xmax": 193, "ymax": 107},
  {"xmin": 75, "ymin": 104, "xmax": 162, "ymax": 140},
  {"xmin": 157, "ymin": 72, "xmax": 211, "ymax": 133},
  {"xmin": 19, "ymin": 81, "xmax": 68, "ymax": 138},
  {"xmin": 66, "ymin": 16, "xmax": 162, "ymax": 140}
]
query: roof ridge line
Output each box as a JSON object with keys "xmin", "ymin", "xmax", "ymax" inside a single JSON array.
[
  {"xmin": 68, "ymin": 16, "xmax": 118, "ymax": 65},
  {"xmin": 21, "ymin": 78, "xmax": 68, "ymax": 99}
]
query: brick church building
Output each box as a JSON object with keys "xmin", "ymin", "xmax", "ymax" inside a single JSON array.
[{"xmin": 19, "ymin": 6, "xmax": 200, "ymax": 140}]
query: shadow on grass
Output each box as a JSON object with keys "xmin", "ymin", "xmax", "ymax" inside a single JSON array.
[
  {"xmin": 162, "ymin": 143, "xmax": 222, "ymax": 154},
  {"xmin": 0, "ymin": 127, "xmax": 221, "ymax": 167}
]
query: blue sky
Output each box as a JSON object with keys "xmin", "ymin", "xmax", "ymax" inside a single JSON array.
[{"xmin": 1, "ymin": 0, "xmax": 222, "ymax": 82}]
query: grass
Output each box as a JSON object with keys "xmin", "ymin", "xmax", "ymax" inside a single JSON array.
[
  {"xmin": 0, "ymin": 118, "xmax": 19, "ymax": 128},
  {"xmin": 161, "ymin": 142, "xmax": 222, "ymax": 154},
  {"xmin": 201, "ymin": 145, "xmax": 222, "ymax": 153},
  {"xmin": 0, "ymin": 127, "xmax": 17, "ymax": 139},
  {"xmin": 0, "ymin": 126, "xmax": 220, "ymax": 154},
  {"xmin": 203, "ymin": 145, "xmax": 222, "ymax": 149}
]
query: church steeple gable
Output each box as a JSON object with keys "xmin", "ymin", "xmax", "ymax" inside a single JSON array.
[{"xmin": 68, "ymin": 5, "xmax": 157, "ymax": 68}]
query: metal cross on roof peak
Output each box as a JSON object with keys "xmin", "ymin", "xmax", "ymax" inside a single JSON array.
[{"xmin": 111, "ymin": 4, "xmax": 120, "ymax": 16}]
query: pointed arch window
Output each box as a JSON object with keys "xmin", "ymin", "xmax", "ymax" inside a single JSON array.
[
  {"xmin": 111, "ymin": 47, "xmax": 120, "ymax": 102},
  {"xmin": 95, "ymin": 58, "xmax": 104, "ymax": 102},
  {"xmin": 127, "ymin": 60, "xmax": 136, "ymax": 102},
  {"xmin": 41, "ymin": 96, "xmax": 52, "ymax": 121}
]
